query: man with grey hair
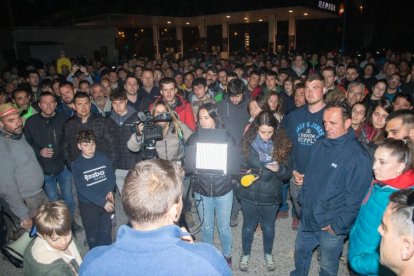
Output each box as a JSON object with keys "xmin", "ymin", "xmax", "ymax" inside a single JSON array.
[
  {"xmin": 346, "ymin": 81, "xmax": 366, "ymax": 107},
  {"xmin": 0, "ymin": 103, "xmax": 46, "ymax": 230},
  {"xmin": 90, "ymin": 83, "xmax": 112, "ymax": 117},
  {"xmin": 379, "ymin": 189, "xmax": 414, "ymax": 275}
]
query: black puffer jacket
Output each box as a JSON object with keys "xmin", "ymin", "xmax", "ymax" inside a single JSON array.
[
  {"xmin": 61, "ymin": 113, "xmax": 115, "ymax": 166},
  {"xmin": 186, "ymin": 129, "xmax": 238, "ymax": 197},
  {"xmin": 237, "ymin": 146, "xmax": 292, "ymax": 205}
]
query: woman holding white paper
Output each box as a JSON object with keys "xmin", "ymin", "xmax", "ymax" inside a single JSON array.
[{"xmin": 185, "ymin": 103, "xmax": 235, "ymax": 267}]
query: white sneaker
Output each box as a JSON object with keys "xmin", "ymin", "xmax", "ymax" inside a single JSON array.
[
  {"xmin": 239, "ymin": 254, "xmax": 250, "ymax": 271},
  {"xmin": 264, "ymin": 253, "xmax": 275, "ymax": 271}
]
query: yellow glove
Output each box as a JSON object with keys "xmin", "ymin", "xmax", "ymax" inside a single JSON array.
[{"xmin": 241, "ymin": 174, "xmax": 259, "ymax": 187}]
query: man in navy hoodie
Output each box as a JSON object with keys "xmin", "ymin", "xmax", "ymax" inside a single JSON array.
[
  {"xmin": 217, "ymin": 78, "xmax": 250, "ymax": 226},
  {"xmin": 291, "ymin": 100, "xmax": 372, "ymax": 276},
  {"xmin": 281, "ymin": 73, "xmax": 326, "ymax": 229}
]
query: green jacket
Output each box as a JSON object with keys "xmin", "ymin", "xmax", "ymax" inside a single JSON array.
[{"xmin": 23, "ymin": 237, "xmax": 81, "ymax": 276}]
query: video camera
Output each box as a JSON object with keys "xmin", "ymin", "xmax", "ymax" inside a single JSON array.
[{"xmin": 128, "ymin": 111, "xmax": 172, "ymax": 159}]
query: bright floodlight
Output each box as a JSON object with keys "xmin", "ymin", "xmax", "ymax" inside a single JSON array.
[{"xmin": 196, "ymin": 143, "xmax": 228, "ymax": 175}]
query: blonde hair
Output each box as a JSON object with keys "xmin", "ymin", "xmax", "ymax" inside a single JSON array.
[
  {"xmin": 35, "ymin": 201, "xmax": 71, "ymax": 237},
  {"xmin": 123, "ymin": 159, "xmax": 184, "ymax": 224},
  {"xmin": 151, "ymin": 98, "xmax": 182, "ymax": 138}
]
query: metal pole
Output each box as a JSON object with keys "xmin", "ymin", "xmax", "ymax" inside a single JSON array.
[{"xmin": 341, "ymin": 0, "xmax": 347, "ymax": 54}]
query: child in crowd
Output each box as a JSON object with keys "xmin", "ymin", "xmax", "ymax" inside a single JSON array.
[
  {"xmin": 72, "ymin": 130, "xmax": 115, "ymax": 249},
  {"xmin": 23, "ymin": 201, "xmax": 82, "ymax": 276}
]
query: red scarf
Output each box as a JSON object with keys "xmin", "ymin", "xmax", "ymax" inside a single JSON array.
[
  {"xmin": 381, "ymin": 169, "xmax": 414, "ymax": 189},
  {"xmin": 362, "ymin": 124, "xmax": 379, "ymax": 142},
  {"xmin": 362, "ymin": 170, "xmax": 414, "ymax": 204}
]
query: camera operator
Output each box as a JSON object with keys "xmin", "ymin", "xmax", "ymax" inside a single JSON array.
[{"xmin": 127, "ymin": 98, "xmax": 192, "ymax": 162}]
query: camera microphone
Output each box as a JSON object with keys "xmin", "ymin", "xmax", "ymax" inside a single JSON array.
[
  {"xmin": 137, "ymin": 111, "xmax": 147, "ymax": 122},
  {"xmin": 124, "ymin": 111, "xmax": 148, "ymax": 126},
  {"xmin": 124, "ymin": 122, "xmax": 140, "ymax": 127}
]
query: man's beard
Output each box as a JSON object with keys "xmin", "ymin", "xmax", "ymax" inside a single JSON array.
[
  {"xmin": 95, "ymin": 96, "xmax": 106, "ymax": 105},
  {"xmin": 63, "ymin": 98, "xmax": 74, "ymax": 105},
  {"xmin": 0, "ymin": 126, "xmax": 23, "ymax": 139}
]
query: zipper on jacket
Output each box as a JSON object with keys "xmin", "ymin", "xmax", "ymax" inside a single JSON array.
[{"xmin": 210, "ymin": 175, "xmax": 214, "ymax": 197}]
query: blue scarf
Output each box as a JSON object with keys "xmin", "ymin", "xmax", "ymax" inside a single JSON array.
[{"xmin": 251, "ymin": 134, "xmax": 274, "ymax": 164}]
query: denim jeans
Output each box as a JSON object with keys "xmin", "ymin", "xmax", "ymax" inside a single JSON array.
[
  {"xmin": 289, "ymin": 177, "xmax": 302, "ymax": 219},
  {"xmin": 194, "ymin": 190, "xmax": 233, "ymax": 257},
  {"xmin": 240, "ymin": 200, "xmax": 279, "ymax": 255},
  {"xmin": 291, "ymin": 224, "xmax": 346, "ymax": 276},
  {"xmin": 44, "ymin": 167, "xmax": 74, "ymax": 219},
  {"xmin": 279, "ymin": 181, "xmax": 290, "ymax": 212}
]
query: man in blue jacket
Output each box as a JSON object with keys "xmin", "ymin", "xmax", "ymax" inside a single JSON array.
[
  {"xmin": 291, "ymin": 100, "xmax": 372, "ymax": 276},
  {"xmin": 80, "ymin": 159, "xmax": 231, "ymax": 276}
]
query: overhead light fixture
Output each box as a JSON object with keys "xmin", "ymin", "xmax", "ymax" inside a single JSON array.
[
  {"xmin": 259, "ymin": 19, "xmax": 263, "ymax": 22},
  {"xmin": 304, "ymin": 12, "xmax": 309, "ymax": 16},
  {"xmin": 289, "ymin": 10, "xmax": 293, "ymax": 13},
  {"xmin": 244, "ymin": 17, "xmax": 248, "ymax": 20},
  {"xmin": 185, "ymin": 22, "xmax": 190, "ymax": 25},
  {"xmin": 226, "ymin": 15, "xmax": 231, "ymax": 18},
  {"xmin": 167, "ymin": 21, "xmax": 171, "ymax": 24}
]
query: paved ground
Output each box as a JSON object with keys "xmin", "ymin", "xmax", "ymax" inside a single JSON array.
[{"xmin": 1, "ymin": 194, "xmax": 350, "ymax": 276}]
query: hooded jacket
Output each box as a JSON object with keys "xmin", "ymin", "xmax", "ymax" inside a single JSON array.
[
  {"xmin": 217, "ymin": 95, "xmax": 250, "ymax": 147},
  {"xmin": 109, "ymin": 107, "xmax": 143, "ymax": 170},
  {"xmin": 349, "ymin": 170, "xmax": 414, "ymax": 275},
  {"xmin": 300, "ymin": 129, "xmax": 372, "ymax": 235},
  {"xmin": 281, "ymin": 104, "xmax": 325, "ymax": 173}
]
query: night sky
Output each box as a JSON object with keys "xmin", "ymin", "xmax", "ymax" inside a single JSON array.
[{"xmin": 1, "ymin": 0, "xmax": 413, "ymax": 53}]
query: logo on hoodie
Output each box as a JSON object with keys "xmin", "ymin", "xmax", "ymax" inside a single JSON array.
[
  {"xmin": 296, "ymin": 122, "xmax": 325, "ymax": 146},
  {"xmin": 83, "ymin": 166, "xmax": 107, "ymax": 186}
]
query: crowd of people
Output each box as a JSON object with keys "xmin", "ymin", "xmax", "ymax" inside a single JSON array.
[{"xmin": 1, "ymin": 49, "xmax": 414, "ymax": 275}]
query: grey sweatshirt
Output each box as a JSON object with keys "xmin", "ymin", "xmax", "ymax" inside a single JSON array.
[{"xmin": 0, "ymin": 134, "xmax": 44, "ymax": 219}]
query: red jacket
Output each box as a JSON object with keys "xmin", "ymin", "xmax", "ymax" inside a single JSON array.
[{"xmin": 152, "ymin": 95, "xmax": 196, "ymax": 131}]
